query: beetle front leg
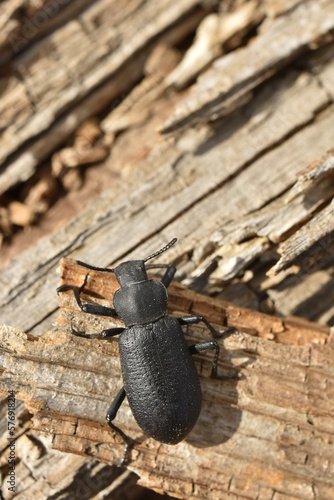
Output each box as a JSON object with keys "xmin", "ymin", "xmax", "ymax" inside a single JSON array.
[
  {"xmin": 160, "ymin": 265, "xmax": 176, "ymax": 288},
  {"xmin": 145, "ymin": 263, "xmax": 176, "ymax": 288},
  {"xmin": 106, "ymin": 387, "xmax": 131, "ymax": 466},
  {"xmin": 57, "ymin": 275, "xmax": 118, "ymax": 317}
]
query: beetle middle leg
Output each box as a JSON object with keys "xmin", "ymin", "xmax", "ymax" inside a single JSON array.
[
  {"xmin": 58, "ymin": 275, "xmax": 123, "ymax": 339},
  {"xmin": 57, "ymin": 274, "xmax": 118, "ymax": 318},
  {"xmin": 106, "ymin": 387, "xmax": 131, "ymax": 466},
  {"xmin": 71, "ymin": 326, "xmax": 125, "ymax": 339},
  {"xmin": 178, "ymin": 316, "xmax": 236, "ymax": 339}
]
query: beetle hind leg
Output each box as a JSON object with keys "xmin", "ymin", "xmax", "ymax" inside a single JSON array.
[
  {"xmin": 188, "ymin": 339, "xmax": 238, "ymax": 380},
  {"xmin": 188, "ymin": 341, "xmax": 220, "ymax": 378},
  {"xmin": 179, "ymin": 317, "xmax": 237, "ymax": 378},
  {"xmin": 106, "ymin": 387, "xmax": 131, "ymax": 466}
]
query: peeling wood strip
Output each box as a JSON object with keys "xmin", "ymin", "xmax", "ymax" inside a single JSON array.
[
  {"xmin": 166, "ymin": 108, "xmax": 334, "ymax": 284},
  {"xmin": 189, "ymin": 151, "xmax": 334, "ymax": 286},
  {"xmin": 164, "ymin": 1, "xmax": 265, "ymax": 90},
  {"xmin": 270, "ymin": 200, "xmax": 334, "ymax": 275},
  {"xmin": 0, "ymin": 0, "xmax": 206, "ymax": 170},
  {"xmin": 56, "ymin": 257, "xmax": 330, "ymax": 345},
  {"xmin": 1, "ymin": 65, "xmax": 333, "ymax": 332},
  {"xmin": 161, "ymin": 0, "xmax": 334, "ymax": 134}
]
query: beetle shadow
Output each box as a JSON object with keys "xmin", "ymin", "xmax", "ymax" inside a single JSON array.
[{"xmin": 185, "ymin": 355, "xmax": 254, "ymax": 449}]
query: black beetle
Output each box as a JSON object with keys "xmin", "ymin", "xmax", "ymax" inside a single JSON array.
[{"xmin": 57, "ymin": 238, "xmax": 236, "ymax": 465}]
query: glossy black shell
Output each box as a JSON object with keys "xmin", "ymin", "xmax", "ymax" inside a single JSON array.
[{"xmin": 118, "ymin": 316, "xmax": 202, "ymax": 444}]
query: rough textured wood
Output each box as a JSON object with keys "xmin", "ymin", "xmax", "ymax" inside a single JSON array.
[
  {"xmin": 0, "ymin": 1, "xmax": 95, "ymax": 64},
  {"xmin": 2, "ymin": 1, "xmax": 334, "ymax": 498},
  {"xmin": 190, "ymin": 150, "xmax": 334, "ymax": 287},
  {"xmin": 1, "ymin": 262, "xmax": 333, "ymax": 498},
  {"xmin": 0, "ymin": 395, "xmax": 159, "ymax": 499},
  {"xmin": 161, "ymin": 0, "xmax": 334, "ymax": 133},
  {"xmin": 2, "ymin": 62, "xmax": 334, "ymax": 331},
  {"xmin": 164, "ymin": 1, "xmax": 265, "ymax": 90},
  {"xmin": 0, "ymin": 0, "xmax": 207, "ymax": 194},
  {"xmin": 56, "ymin": 258, "xmax": 330, "ymax": 346}
]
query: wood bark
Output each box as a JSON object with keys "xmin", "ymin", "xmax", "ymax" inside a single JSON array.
[
  {"xmin": 0, "ymin": 0, "xmax": 207, "ymax": 195},
  {"xmin": 1, "ymin": 259, "xmax": 333, "ymax": 499},
  {"xmin": 1, "ymin": 0, "xmax": 334, "ymax": 498}
]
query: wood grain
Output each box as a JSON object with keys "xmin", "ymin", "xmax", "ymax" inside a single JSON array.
[
  {"xmin": 0, "ymin": 259, "xmax": 333, "ymax": 498},
  {"xmin": 2, "ymin": 1, "xmax": 334, "ymax": 498},
  {"xmin": 161, "ymin": 0, "xmax": 334, "ymax": 134}
]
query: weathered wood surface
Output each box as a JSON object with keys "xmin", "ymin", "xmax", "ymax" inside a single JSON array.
[
  {"xmin": 1, "ymin": 258, "xmax": 333, "ymax": 498},
  {"xmin": 0, "ymin": 396, "xmax": 159, "ymax": 500},
  {"xmin": 2, "ymin": 73, "xmax": 334, "ymax": 333},
  {"xmin": 1, "ymin": 0, "xmax": 334, "ymax": 498},
  {"xmin": 56, "ymin": 258, "xmax": 330, "ymax": 346},
  {"xmin": 0, "ymin": 0, "xmax": 207, "ymax": 195},
  {"xmin": 161, "ymin": 0, "xmax": 334, "ymax": 133}
]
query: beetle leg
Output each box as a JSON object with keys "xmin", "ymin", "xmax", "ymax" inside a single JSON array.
[
  {"xmin": 106, "ymin": 387, "xmax": 130, "ymax": 467},
  {"xmin": 161, "ymin": 265, "xmax": 176, "ymax": 288},
  {"xmin": 178, "ymin": 316, "xmax": 236, "ymax": 340},
  {"xmin": 57, "ymin": 278, "xmax": 117, "ymax": 317},
  {"xmin": 71, "ymin": 326, "xmax": 124, "ymax": 339},
  {"xmin": 178, "ymin": 315, "xmax": 219, "ymax": 336},
  {"xmin": 188, "ymin": 341, "xmax": 237, "ymax": 380},
  {"xmin": 179, "ymin": 318, "xmax": 237, "ymax": 378},
  {"xmin": 188, "ymin": 341, "xmax": 220, "ymax": 378},
  {"xmin": 144, "ymin": 264, "xmax": 176, "ymax": 288}
]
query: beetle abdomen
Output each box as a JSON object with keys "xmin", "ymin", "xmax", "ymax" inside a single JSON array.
[{"xmin": 119, "ymin": 317, "xmax": 202, "ymax": 444}]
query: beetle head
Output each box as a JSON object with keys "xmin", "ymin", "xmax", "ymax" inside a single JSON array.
[
  {"xmin": 76, "ymin": 238, "xmax": 177, "ymax": 286},
  {"xmin": 114, "ymin": 260, "xmax": 147, "ymax": 287},
  {"xmin": 114, "ymin": 238, "xmax": 177, "ymax": 287}
]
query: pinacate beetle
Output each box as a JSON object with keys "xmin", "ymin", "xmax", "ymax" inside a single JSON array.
[{"xmin": 57, "ymin": 238, "xmax": 236, "ymax": 465}]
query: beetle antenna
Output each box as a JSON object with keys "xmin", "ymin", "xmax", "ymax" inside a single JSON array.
[
  {"xmin": 143, "ymin": 238, "xmax": 177, "ymax": 263},
  {"xmin": 76, "ymin": 260, "xmax": 115, "ymax": 273}
]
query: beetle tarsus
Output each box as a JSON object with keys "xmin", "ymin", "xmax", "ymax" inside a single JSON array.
[
  {"xmin": 106, "ymin": 387, "xmax": 131, "ymax": 466},
  {"xmin": 71, "ymin": 324, "xmax": 124, "ymax": 339},
  {"xmin": 58, "ymin": 278, "xmax": 118, "ymax": 317}
]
